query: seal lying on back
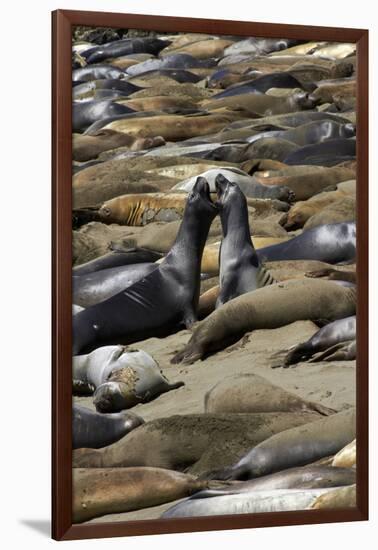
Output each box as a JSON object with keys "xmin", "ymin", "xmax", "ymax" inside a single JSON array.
[
  {"xmin": 205, "ymin": 373, "xmax": 335, "ymax": 416},
  {"xmin": 172, "ymin": 279, "xmax": 356, "ymax": 364},
  {"xmin": 162, "ymin": 488, "xmax": 333, "ymax": 518},
  {"xmin": 213, "ymin": 408, "xmax": 355, "ymax": 480},
  {"xmin": 73, "ymin": 467, "xmax": 209, "ymax": 523},
  {"xmin": 73, "ymin": 178, "xmax": 218, "ymax": 354},
  {"xmin": 72, "ymin": 404, "xmax": 144, "ymax": 449},
  {"xmin": 282, "ymin": 315, "xmax": 356, "ymax": 366},
  {"xmin": 257, "ymin": 222, "xmax": 356, "ymax": 264},
  {"xmin": 73, "ymin": 346, "xmax": 183, "ymax": 412},
  {"xmin": 215, "ymin": 175, "xmax": 275, "ymax": 307}
]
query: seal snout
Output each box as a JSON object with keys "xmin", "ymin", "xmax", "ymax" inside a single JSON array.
[
  {"xmin": 194, "ymin": 177, "xmax": 218, "ymax": 209},
  {"xmin": 215, "ymin": 173, "xmax": 232, "ymax": 205}
]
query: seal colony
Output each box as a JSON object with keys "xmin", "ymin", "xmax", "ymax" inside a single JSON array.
[{"xmin": 71, "ymin": 26, "xmax": 358, "ymax": 523}]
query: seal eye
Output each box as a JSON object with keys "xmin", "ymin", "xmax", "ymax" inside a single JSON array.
[{"xmin": 102, "ymin": 207, "xmax": 111, "ymax": 216}]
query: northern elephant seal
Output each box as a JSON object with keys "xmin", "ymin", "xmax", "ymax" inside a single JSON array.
[
  {"xmin": 310, "ymin": 484, "xmax": 356, "ymax": 509},
  {"xmin": 73, "ymin": 467, "xmax": 209, "ymax": 523},
  {"xmin": 73, "ymin": 405, "xmax": 144, "ymax": 449},
  {"xmin": 205, "ymin": 373, "xmax": 335, "ymax": 415},
  {"xmin": 172, "ymin": 278, "xmax": 356, "ymax": 364},
  {"xmin": 73, "ymin": 412, "xmax": 319, "ymax": 474},
  {"xmin": 73, "ymin": 178, "xmax": 218, "ymax": 354},
  {"xmin": 213, "ymin": 408, "xmax": 355, "ymax": 480},
  {"xmin": 332, "ymin": 440, "xmax": 356, "ymax": 468}
]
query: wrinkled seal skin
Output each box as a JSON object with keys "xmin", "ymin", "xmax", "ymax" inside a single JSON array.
[
  {"xmin": 172, "ymin": 278, "xmax": 356, "ymax": 365},
  {"xmin": 73, "ymin": 467, "xmax": 209, "ymax": 523},
  {"xmin": 283, "ymin": 315, "xmax": 356, "ymax": 366},
  {"xmin": 215, "ymin": 175, "xmax": 275, "ymax": 307},
  {"xmin": 214, "ymin": 408, "xmax": 355, "ymax": 480},
  {"xmin": 257, "ymin": 221, "xmax": 356, "ymax": 263},
  {"xmin": 72, "ymin": 404, "xmax": 144, "ymax": 449},
  {"xmin": 205, "ymin": 373, "xmax": 335, "ymax": 416},
  {"xmin": 73, "ymin": 178, "xmax": 218, "ymax": 354}
]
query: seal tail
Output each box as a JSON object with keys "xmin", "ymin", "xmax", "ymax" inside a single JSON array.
[
  {"xmin": 168, "ymin": 380, "xmax": 185, "ymax": 390},
  {"xmin": 257, "ymin": 263, "xmax": 276, "ymax": 288},
  {"xmin": 199, "ymin": 464, "xmax": 249, "ymax": 481},
  {"xmin": 310, "ymin": 402, "xmax": 337, "ymax": 417}
]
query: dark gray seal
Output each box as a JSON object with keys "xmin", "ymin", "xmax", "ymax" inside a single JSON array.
[
  {"xmin": 282, "ymin": 315, "xmax": 356, "ymax": 366},
  {"xmin": 73, "ymin": 249, "xmax": 163, "ymax": 276},
  {"xmin": 72, "ymin": 404, "xmax": 144, "ymax": 449},
  {"xmin": 213, "ymin": 72, "xmax": 305, "ymax": 99},
  {"xmin": 284, "ymin": 138, "xmax": 356, "ymax": 166},
  {"xmin": 72, "ymin": 177, "xmax": 218, "ymax": 354},
  {"xmin": 215, "ymin": 174, "xmax": 275, "ymax": 307},
  {"xmin": 257, "ymin": 222, "xmax": 356, "ymax": 264},
  {"xmin": 83, "ymin": 37, "xmax": 170, "ymax": 64},
  {"xmin": 73, "ymin": 100, "xmax": 135, "ymax": 133}
]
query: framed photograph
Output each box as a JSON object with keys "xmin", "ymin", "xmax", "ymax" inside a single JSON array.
[{"xmin": 52, "ymin": 9, "xmax": 368, "ymax": 541}]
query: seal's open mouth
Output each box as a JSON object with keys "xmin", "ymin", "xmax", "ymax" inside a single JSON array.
[
  {"xmin": 194, "ymin": 177, "xmax": 218, "ymax": 210},
  {"xmin": 214, "ymin": 173, "xmax": 231, "ymax": 206}
]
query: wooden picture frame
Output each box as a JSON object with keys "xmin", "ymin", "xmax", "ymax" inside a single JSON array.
[{"xmin": 52, "ymin": 9, "xmax": 369, "ymax": 541}]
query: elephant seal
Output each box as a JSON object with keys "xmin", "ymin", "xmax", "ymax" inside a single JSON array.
[
  {"xmin": 332, "ymin": 440, "xmax": 356, "ymax": 468},
  {"xmin": 213, "ymin": 408, "xmax": 356, "ymax": 480},
  {"xmin": 73, "ymin": 412, "xmax": 319, "ymax": 473},
  {"xmin": 254, "ymin": 166, "xmax": 354, "ymax": 201},
  {"xmin": 191, "ymin": 466, "xmax": 355, "ymax": 498},
  {"xmin": 73, "ymin": 249, "xmax": 163, "ymax": 276},
  {"xmin": 215, "ymin": 175, "xmax": 275, "ymax": 307},
  {"xmin": 162, "ymin": 488, "xmax": 332, "ymax": 518},
  {"xmin": 310, "ymin": 484, "xmax": 356, "ymax": 510},
  {"xmin": 284, "ymin": 138, "xmax": 356, "ymax": 166},
  {"xmin": 83, "ymin": 37, "xmax": 170, "ymax": 64},
  {"xmin": 282, "ymin": 315, "xmax": 356, "ymax": 366},
  {"xmin": 73, "ymin": 79, "xmax": 141, "ymax": 101},
  {"xmin": 162, "ymin": 38, "xmax": 234, "ymax": 60},
  {"xmin": 172, "ymin": 278, "xmax": 356, "ymax": 364},
  {"xmin": 73, "ymin": 130, "xmax": 165, "ymax": 162},
  {"xmin": 73, "ymin": 467, "xmax": 210, "ymax": 523},
  {"xmin": 173, "ymin": 167, "xmax": 295, "ymax": 202},
  {"xmin": 72, "ymin": 178, "xmax": 218, "ymax": 354},
  {"xmin": 212, "ymin": 73, "xmax": 304, "ymax": 98},
  {"xmin": 73, "ymin": 263, "xmax": 159, "ymax": 307},
  {"xmin": 73, "ymin": 100, "xmax": 135, "ymax": 132},
  {"xmin": 223, "ymin": 37, "xmax": 302, "ymax": 57},
  {"xmin": 95, "ymin": 193, "xmax": 188, "ymax": 226},
  {"xmin": 205, "ymin": 373, "xmax": 335, "ymax": 416},
  {"xmin": 73, "ymin": 404, "xmax": 144, "ymax": 449},
  {"xmin": 257, "ymin": 222, "xmax": 356, "ymax": 263},
  {"xmin": 72, "ymin": 345, "xmax": 184, "ymax": 412},
  {"xmin": 303, "ymin": 197, "xmax": 355, "ymax": 230},
  {"xmin": 73, "ymin": 65, "xmax": 126, "ymax": 82}
]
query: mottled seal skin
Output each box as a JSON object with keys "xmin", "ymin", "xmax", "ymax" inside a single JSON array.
[
  {"xmin": 191, "ymin": 466, "xmax": 355, "ymax": 498},
  {"xmin": 73, "ymin": 79, "xmax": 141, "ymax": 101},
  {"xmin": 215, "ymin": 175, "xmax": 275, "ymax": 307},
  {"xmin": 310, "ymin": 484, "xmax": 356, "ymax": 510},
  {"xmin": 257, "ymin": 222, "xmax": 356, "ymax": 264},
  {"xmin": 72, "ymin": 346, "xmax": 183, "ymax": 412},
  {"xmin": 73, "ymin": 100, "xmax": 135, "ymax": 133},
  {"xmin": 72, "ymin": 404, "xmax": 144, "ymax": 449},
  {"xmin": 72, "ymin": 412, "xmax": 319, "ymax": 473},
  {"xmin": 73, "ymin": 65, "xmax": 126, "ymax": 81},
  {"xmin": 73, "ymin": 249, "xmax": 163, "ymax": 276},
  {"xmin": 73, "ymin": 263, "xmax": 158, "ymax": 307},
  {"xmin": 83, "ymin": 37, "xmax": 170, "ymax": 64},
  {"xmin": 73, "ymin": 467, "xmax": 209, "ymax": 523},
  {"xmin": 283, "ymin": 315, "xmax": 356, "ymax": 366},
  {"xmin": 172, "ymin": 279, "xmax": 356, "ymax": 365},
  {"xmin": 205, "ymin": 373, "xmax": 335, "ymax": 416},
  {"xmin": 162, "ymin": 488, "xmax": 331, "ymax": 518},
  {"xmin": 72, "ymin": 178, "xmax": 218, "ymax": 354},
  {"xmin": 214, "ymin": 408, "xmax": 356, "ymax": 480}
]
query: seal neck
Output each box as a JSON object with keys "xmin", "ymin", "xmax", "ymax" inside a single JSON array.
[{"xmin": 220, "ymin": 199, "xmax": 254, "ymax": 251}]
